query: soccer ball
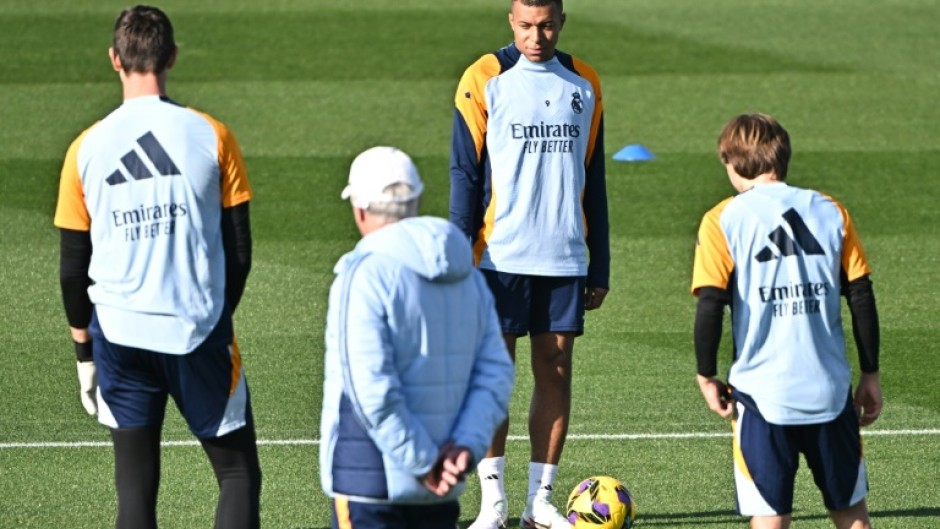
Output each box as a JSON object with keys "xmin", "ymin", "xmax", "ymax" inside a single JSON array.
[{"xmin": 565, "ymin": 476, "xmax": 637, "ymax": 529}]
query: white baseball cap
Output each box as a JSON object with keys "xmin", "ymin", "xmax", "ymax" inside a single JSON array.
[{"xmin": 341, "ymin": 146, "xmax": 424, "ymax": 209}]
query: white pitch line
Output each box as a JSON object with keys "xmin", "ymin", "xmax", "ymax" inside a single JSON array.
[{"xmin": 2, "ymin": 429, "xmax": 938, "ymax": 449}]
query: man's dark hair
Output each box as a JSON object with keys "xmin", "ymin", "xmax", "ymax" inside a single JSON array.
[
  {"xmin": 512, "ymin": 0, "xmax": 564, "ymax": 10},
  {"xmin": 112, "ymin": 5, "xmax": 176, "ymax": 73}
]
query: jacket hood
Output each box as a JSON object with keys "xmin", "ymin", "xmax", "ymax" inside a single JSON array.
[{"xmin": 344, "ymin": 216, "xmax": 473, "ymax": 283}]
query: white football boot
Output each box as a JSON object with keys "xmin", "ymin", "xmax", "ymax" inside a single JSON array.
[
  {"xmin": 468, "ymin": 498, "xmax": 509, "ymax": 529},
  {"xmin": 520, "ymin": 496, "xmax": 573, "ymax": 529}
]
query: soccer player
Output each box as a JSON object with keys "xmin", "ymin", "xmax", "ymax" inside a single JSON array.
[
  {"xmin": 320, "ymin": 147, "xmax": 515, "ymax": 529},
  {"xmin": 449, "ymin": 0, "xmax": 610, "ymax": 527},
  {"xmin": 54, "ymin": 6, "xmax": 261, "ymax": 529},
  {"xmin": 692, "ymin": 113, "xmax": 883, "ymax": 529}
]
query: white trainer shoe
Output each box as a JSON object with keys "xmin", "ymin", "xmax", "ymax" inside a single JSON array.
[
  {"xmin": 468, "ymin": 499, "xmax": 509, "ymax": 529},
  {"xmin": 520, "ymin": 497, "xmax": 573, "ymax": 529}
]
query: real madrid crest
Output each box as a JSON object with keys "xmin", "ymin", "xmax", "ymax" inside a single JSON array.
[{"xmin": 571, "ymin": 92, "xmax": 583, "ymax": 114}]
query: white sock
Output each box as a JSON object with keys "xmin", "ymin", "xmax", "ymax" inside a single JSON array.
[
  {"xmin": 477, "ymin": 456, "xmax": 506, "ymax": 506},
  {"xmin": 528, "ymin": 462, "xmax": 558, "ymax": 503}
]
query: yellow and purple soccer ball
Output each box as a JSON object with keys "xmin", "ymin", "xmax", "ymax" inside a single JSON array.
[{"xmin": 565, "ymin": 476, "xmax": 637, "ymax": 529}]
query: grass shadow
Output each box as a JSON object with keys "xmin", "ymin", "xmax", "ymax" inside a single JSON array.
[{"xmin": 1, "ymin": 9, "xmax": 846, "ymax": 84}]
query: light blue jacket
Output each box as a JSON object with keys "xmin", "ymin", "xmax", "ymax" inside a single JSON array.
[{"xmin": 320, "ymin": 216, "xmax": 514, "ymax": 504}]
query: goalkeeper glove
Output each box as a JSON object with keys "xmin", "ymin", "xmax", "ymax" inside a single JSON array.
[
  {"xmin": 76, "ymin": 361, "xmax": 97, "ymax": 415},
  {"xmin": 74, "ymin": 340, "xmax": 97, "ymax": 416}
]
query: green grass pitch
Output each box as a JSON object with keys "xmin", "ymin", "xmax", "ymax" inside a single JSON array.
[{"xmin": 1, "ymin": 0, "xmax": 939, "ymax": 527}]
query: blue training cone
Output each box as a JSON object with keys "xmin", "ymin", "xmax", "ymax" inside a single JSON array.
[{"xmin": 613, "ymin": 144, "xmax": 654, "ymax": 162}]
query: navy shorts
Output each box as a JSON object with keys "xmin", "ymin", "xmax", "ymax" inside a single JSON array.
[
  {"xmin": 481, "ymin": 269, "xmax": 586, "ymax": 336},
  {"xmin": 90, "ymin": 311, "xmax": 252, "ymax": 439},
  {"xmin": 331, "ymin": 496, "xmax": 459, "ymax": 529},
  {"xmin": 731, "ymin": 390, "xmax": 868, "ymax": 516}
]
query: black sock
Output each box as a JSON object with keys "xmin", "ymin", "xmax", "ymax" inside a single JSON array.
[
  {"xmin": 111, "ymin": 427, "xmax": 161, "ymax": 529},
  {"xmin": 201, "ymin": 425, "xmax": 262, "ymax": 529}
]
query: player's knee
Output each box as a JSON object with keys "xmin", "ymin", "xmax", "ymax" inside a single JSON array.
[
  {"xmin": 828, "ymin": 500, "xmax": 871, "ymax": 529},
  {"xmin": 217, "ymin": 456, "xmax": 262, "ymax": 483},
  {"xmin": 203, "ymin": 429, "xmax": 262, "ymax": 487},
  {"xmin": 531, "ymin": 351, "xmax": 572, "ymax": 379}
]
